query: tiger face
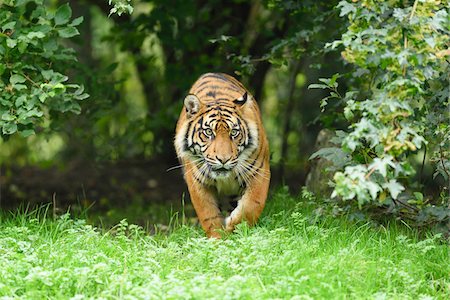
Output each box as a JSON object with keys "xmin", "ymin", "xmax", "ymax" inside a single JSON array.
[{"xmin": 177, "ymin": 92, "xmax": 258, "ymax": 183}]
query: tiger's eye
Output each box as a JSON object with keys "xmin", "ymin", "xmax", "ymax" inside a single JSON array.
[
  {"xmin": 230, "ymin": 129, "xmax": 239, "ymax": 137},
  {"xmin": 204, "ymin": 128, "xmax": 213, "ymax": 136}
]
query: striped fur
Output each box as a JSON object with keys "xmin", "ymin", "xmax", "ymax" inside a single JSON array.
[{"xmin": 174, "ymin": 73, "xmax": 270, "ymax": 238}]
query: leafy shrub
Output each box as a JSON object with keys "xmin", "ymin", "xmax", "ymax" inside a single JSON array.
[
  {"xmin": 0, "ymin": 0, "xmax": 88, "ymax": 138},
  {"xmin": 107, "ymin": 0, "xmax": 133, "ymax": 16},
  {"xmin": 311, "ymin": 0, "xmax": 449, "ymax": 228}
]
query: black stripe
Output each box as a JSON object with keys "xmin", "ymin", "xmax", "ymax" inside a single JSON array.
[
  {"xmin": 201, "ymin": 73, "xmax": 230, "ymax": 82},
  {"xmin": 203, "ymin": 215, "xmax": 222, "ymax": 222},
  {"xmin": 195, "ymin": 80, "xmax": 212, "ymax": 89},
  {"xmin": 213, "ymin": 101, "xmax": 235, "ymax": 107},
  {"xmin": 184, "ymin": 120, "xmax": 193, "ymax": 147},
  {"xmin": 239, "ymin": 117, "xmax": 250, "ymax": 145},
  {"xmin": 195, "ymin": 85, "xmax": 220, "ymax": 95},
  {"xmin": 215, "ymin": 98, "xmax": 236, "ymax": 103},
  {"xmin": 246, "ymin": 142, "xmax": 264, "ymax": 168},
  {"xmin": 205, "ymin": 102, "xmax": 235, "ymax": 109}
]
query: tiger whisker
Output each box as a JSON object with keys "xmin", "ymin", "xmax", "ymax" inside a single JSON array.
[
  {"xmin": 173, "ymin": 158, "xmax": 204, "ymax": 176},
  {"xmin": 237, "ymin": 160, "xmax": 270, "ymax": 182},
  {"xmin": 183, "ymin": 160, "xmax": 206, "ymax": 179},
  {"xmin": 166, "ymin": 165, "xmax": 184, "ymax": 172},
  {"xmin": 240, "ymin": 160, "xmax": 270, "ymax": 178},
  {"xmin": 236, "ymin": 164, "xmax": 252, "ymax": 186}
]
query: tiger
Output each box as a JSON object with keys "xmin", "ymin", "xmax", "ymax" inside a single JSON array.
[{"xmin": 174, "ymin": 73, "xmax": 270, "ymax": 238}]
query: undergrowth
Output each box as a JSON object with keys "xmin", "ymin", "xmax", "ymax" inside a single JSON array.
[{"xmin": 0, "ymin": 187, "xmax": 448, "ymax": 299}]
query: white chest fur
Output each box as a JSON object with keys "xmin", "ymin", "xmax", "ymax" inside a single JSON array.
[{"xmin": 215, "ymin": 175, "xmax": 241, "ymax": 196}]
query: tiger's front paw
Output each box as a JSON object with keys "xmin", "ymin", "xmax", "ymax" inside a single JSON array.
[
  {"xmin": 206, "ymin": 230, "xmax": 222, "ymax": 239},
  {"xmin": 224, "ymin": 216, "xmax": 235, "ymax": 232}
]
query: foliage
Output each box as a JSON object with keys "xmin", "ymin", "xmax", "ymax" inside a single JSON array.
[
  {"xmin": 104, "ymin": 1, "xmax": 249, "ymax": 158},
  {"xmin": 310, "ymin": 0, "xmax": 449, "ymax": 227},
  {"xmin": 0, "ymin": 0, "xmax": 345, "ymax": 168},
  {"xmin": 108, "ymin": 0, "xmax": 133, "ymax": 16},
  {"xmin": 264, "ymin": 0, "xmax": 342, "ymax": 66},
  {"xmin": 0, "ymin": 190, "xmax": 448, "ymax": 298},
  {"xmin": 234, "ymin": 0, "xmax": 346, "ymax": 171},
  {"xmin": 0, "ymin": 0, "xmax": 88, "ymax": 138},
  {"xmin": 0, "ymin": 0, "xmax": 447, "ymax": 234}
]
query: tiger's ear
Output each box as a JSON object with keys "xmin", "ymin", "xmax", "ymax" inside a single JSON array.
[
  {"xmin": 233, "ymin": 92, "xmax": 248, "ymax": 106},
  {"xmin": 184, "ymin": 94, "xmax": 201, "ymax": 117}
]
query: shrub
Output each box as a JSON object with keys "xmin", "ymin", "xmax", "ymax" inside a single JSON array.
[
  {"xmin": 311, "ymin": 0, "xmax": 449, "ymax": 228},
  {"xmin": 0, "ymin": 0, "xmax": 88, "ymax": 138}
]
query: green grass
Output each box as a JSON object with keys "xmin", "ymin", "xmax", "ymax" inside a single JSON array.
[{"xmin": 0, "ymin": 188, "xmax": 448, "ymax": 299}]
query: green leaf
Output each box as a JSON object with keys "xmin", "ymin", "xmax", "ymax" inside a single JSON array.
[
  {"xmin": 15, "ymin": 0, "xmax": 42, "ymax": 6},
  {"xmin": 39, "ymin": 93, "xmax": 48, "ymax": 103},
  {"xmin": 18, "ymin": 41, "xmax": 28, "ymax": 53},
  {"xmin": 57, "ymin": 27, "xmax": 79, "ymax": 38},
  {"xmin": 13, "ymin": 84, "xmax": 27, "ymax": 91},
  {"xmin": 10, "ymin": 74, "xmax": 26, "ymax": 84},
  {"xmin": 27, "ymin": 32, "xmax": 46, "ymax": 39},
  {"xmin": 337, "ymin": 1, "xmax": 356, "ymax": 17},
  {"xmin": 382, "ymin": 180, "xmax": 404, "ymax": 200},
  {"xmin": 366, "ymin": 181, "xmax": 381, "ymax": 200},
  {"xmin": 52, "ymin": 83, "xmax": 66, "ymax": 94},
  {"xmin": 75, "ymin": 92, "xmax": 89, "ymax": 100},
  {"xmin": 329, "ymin": 73, "xmax": 340, "ymax": 87},
  {"xmin": 2, "ymin": 123, "xmax": 17, "ymax": 135},
  {"xmin": 41, "ymin": 70, "xmax": 54, "ymax": 80},
  {"xmin": 2, "ymin": 21, "xmax": 16, "ymax": 31},
  {"xmin": 20, "ymin": 129, "xmax": 35, "ymax": 137},
  {"xmin": 413, "ymin": 192, "xmax": 423, "ymax": 202},
  {"xmin": 308, "ymin": 83, "xmax": 328, "ymax": 89},
  {"xmin": 43, "ymin": 39, "xmax": 58, "ymax": 53},
  {"xmin": 23, "ymin": 108, "xmax": 43, "ymax": 118},
  {"xmin": 368, "ymin": 156, "xmax": 396, "ymax": 177},
  {"xmin": 55, "ymin": 3, "xmax": 72, "ymax": 26},
  {"xmin": 2, "ymin": 113, "xmax": 15, "ymax": 121},
  {"xmin": 70, "ymin": 16, "xmax": 84, "ymax": 26},
  {"xmin": 15, "ymin": 95, "xmax": 27, "ymax": 107},
  {"xmin": 6, "ymin": 38, "xmax": 17, "ymax": 48}
]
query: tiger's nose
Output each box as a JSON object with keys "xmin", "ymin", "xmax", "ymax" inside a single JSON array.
[{"xmin": 216, "ymin": 156, "xmax": 230, "ymax": 164}]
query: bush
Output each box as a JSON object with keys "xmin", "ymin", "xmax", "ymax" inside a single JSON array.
[
  {"xmin": 0, "ymin": 0, "xmax": 88, "ymax": 138},
  {"xmin": 311, "ymin": 0, "xmax": 449, "ymax": 229}
]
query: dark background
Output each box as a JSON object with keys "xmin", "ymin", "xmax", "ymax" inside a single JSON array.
[{"xmin": 0, "ymin": 0, "xmax": 347, "ymax": 226}]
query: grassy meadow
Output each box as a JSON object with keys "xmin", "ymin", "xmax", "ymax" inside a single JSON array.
[{"xmin": 0, "ymin": 188, "xmax": 448, "ymax": 299}]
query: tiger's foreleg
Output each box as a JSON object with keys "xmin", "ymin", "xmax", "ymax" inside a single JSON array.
[
  {"xmin": 184, "ymin": 166, "xmax": 224, "ymax": 238},
  {"xmin": 224, "ymin": 167, "xmax": 270, "ymax": 232}
]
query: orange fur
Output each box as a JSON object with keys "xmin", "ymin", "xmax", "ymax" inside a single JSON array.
[{"xmin": 174, "ymin": 73, "xmax": 270, "ymax": 238}]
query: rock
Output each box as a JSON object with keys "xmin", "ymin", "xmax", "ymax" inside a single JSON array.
[{"xmin": 305, "ymin": 129, "xmax": 335, "ymax": 197}]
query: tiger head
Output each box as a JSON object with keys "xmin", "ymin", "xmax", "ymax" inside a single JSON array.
[{"xmin": 175, "ymin": 91, "xmax": 259, "ymax": 182}]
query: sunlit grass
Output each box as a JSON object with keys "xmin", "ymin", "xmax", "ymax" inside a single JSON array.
[{"xmin": 0, "ymin": 188, "xmax": 448, "ymax": 299}]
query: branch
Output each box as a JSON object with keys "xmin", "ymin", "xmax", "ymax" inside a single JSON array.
[
  {"xmin": 279, "ymin": 59, "xmax": 302, "ymax": 179},
  {"xmin": 409, "ymin": 0, "xmax": 419, "ymax": 21},
  {"xmin": 392, "ymin": 197, "xmax": 419, "ymax": 212}
]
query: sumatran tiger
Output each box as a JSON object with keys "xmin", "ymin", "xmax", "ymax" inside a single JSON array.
[{"xmin": 174, "ymin": 73, "xmax": 270, "ymax": 238}]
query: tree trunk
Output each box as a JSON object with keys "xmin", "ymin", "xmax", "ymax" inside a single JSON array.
[{"xmin": 279, "ymin": 60, "xmax": 302, "ymax": 180}]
